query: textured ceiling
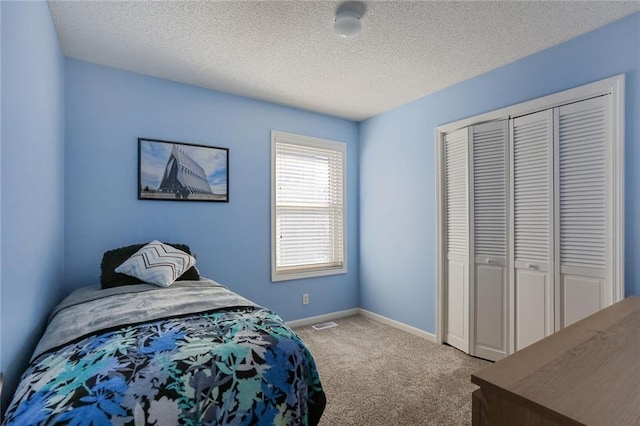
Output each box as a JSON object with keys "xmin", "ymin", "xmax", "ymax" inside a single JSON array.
[{"xmin": 48, "ymin": 1, "xmax": 640, "ymax": 121}]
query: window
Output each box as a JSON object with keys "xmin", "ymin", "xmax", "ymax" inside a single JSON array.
[{"xmin": 271, "ymin": 131, "xmax": 347, "ymax": 281}]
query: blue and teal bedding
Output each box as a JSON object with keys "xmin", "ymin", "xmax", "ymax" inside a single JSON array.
[{"xmin": 3, "ymin": 280, "xmax": 325, "ymax": 425}]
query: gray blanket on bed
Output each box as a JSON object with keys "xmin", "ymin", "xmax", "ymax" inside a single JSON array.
[{"xmin": 33, "ymin": 278, "xmax": 258, "ymax": 360}]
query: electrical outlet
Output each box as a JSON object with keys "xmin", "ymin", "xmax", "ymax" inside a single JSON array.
[{"xmin": 302, "ymin": 293, "xmax": 309, "ymax": 305}]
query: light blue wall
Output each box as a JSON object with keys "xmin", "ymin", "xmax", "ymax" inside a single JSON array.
[
  {"xmin": 64, "ymin": 59, "xmax": 359, "ymax": 322},
  {"xmin": 359, "ymin": 12, "xmax": 640, "ymax": 333},
  {"xmin": 1, "ymin": 0, "xmax": 65, "ymax": 411}
]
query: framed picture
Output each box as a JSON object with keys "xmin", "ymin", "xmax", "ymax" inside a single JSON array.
[{"xmin": 138, "ymin": 138, "xmax": 229, "ymax": 202}]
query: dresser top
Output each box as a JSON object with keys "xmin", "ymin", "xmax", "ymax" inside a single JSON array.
[{"xmin": 472, "ymin": 296, "xmax": 640, "ymax": 425}]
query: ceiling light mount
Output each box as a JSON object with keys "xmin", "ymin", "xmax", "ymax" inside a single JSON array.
[{"xmin": 334, "ymin": 2, "xmax": 365, "ymax": 38}]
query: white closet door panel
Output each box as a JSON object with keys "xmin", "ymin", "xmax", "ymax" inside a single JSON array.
[
  {"xmin": 562, "ymin": 274, "xmax": 603, "ymax": 327},
  {"xmin": 556, "ymin": 96, "xmax": 612, "ymax": 328},
  {"xmin": 473, "ymin": 120, "xmax": 508, "ymax": 361},
  {"xmin": 511, "ymin": 110, "xmax": 554, "ymax": 351},
  {"xmin": 447, "ymin": 259, "xmax": 469, "ymax": 352},
  {"xmin": 444, "ymin": 128, "xmax": 470, "ymax": 353},
  {"xmin": 515, "ymin": 269, "xmax": 550, "ymax": 351},
  {"xmin": 475, "ymin": 263, "xmax": 506, "ymax": 361}
]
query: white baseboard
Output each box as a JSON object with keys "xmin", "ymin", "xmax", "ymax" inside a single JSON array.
[
  {"xmin": 286, "ymin": 308, "xmax": 359, "ymax": 328},
  {"xmin": 287, "ymin": 307, "xmax": 436, "ymax": 343},
  {"xmin": 358, "ymin": 309, "xmax": 436, "ymax": 342}
]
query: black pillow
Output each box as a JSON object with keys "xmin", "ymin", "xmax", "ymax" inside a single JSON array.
[{"xmin": 101, "ymin": 242, "xmax": 200, "ymax": 289}]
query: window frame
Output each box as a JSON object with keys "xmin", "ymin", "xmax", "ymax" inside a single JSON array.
[{"xmin": 271, "ymin": 130, "xmax": 348, "ymax": 282}]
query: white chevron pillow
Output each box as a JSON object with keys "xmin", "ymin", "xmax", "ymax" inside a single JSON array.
[{"xmin": 115, "ymin": 240, "xmax": 196, "ymax": 287}]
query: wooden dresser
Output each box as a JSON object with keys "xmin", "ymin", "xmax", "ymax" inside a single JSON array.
[{"xmin": 471, "ymin": 296, "xmax": 640, "ymax": 426}]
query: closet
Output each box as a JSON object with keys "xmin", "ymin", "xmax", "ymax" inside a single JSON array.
[{"xmin": 437, "ymin": 76, "xmax": 624, "ymax": 361}]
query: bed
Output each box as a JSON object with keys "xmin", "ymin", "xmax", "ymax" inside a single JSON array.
[{"xmin": 3, "ymin": 242, "xmax": 326, "ymax": 425}]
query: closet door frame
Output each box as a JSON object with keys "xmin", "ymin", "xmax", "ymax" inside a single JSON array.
[{"xmin": 435, "ymin": 74, "xmax": 625, "ymax": 348}]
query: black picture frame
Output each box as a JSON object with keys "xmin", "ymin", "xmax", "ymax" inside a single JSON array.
[{"xmin": 138, "ymin": 138, "xmax": 229, "ymax": 202}]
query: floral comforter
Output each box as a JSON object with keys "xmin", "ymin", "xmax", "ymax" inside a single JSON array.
[{"xmin": 3, "ymin": 281, "xmax": 325, "ymax": 425}]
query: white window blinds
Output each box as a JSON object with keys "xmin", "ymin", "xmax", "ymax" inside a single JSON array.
[{"xmin": 272, "ymin": 131, "xmax": 346, "ymax": 281}]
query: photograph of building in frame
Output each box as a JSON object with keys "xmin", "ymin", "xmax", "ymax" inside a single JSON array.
[{"xmin": 138, "ymin": 138, "xmax": 229, "ymax": 202}]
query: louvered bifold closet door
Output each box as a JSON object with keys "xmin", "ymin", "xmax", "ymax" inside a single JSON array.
[
  {"xmin": 511, "ymin": 110, "xmax": 554, "ymax": 351},
  {"xmin": 444, "ymin": 128, "xmax": 470, "ymax": 353},
  {"xmin": 472, "ymin": 120, "xmax": 508, "ymax": 361},
  {"xmin": 556, "ymin": 96, "xmax": 612, "ymax": 328}
]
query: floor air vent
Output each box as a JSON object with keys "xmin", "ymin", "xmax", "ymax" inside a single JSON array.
[{"xmin": 312, "ymin": 321, "xmax": 339, "ymax": 331}]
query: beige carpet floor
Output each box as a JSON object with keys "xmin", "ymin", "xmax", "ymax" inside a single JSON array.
[{"xmin": 295, "ymin": 315, "xmax": 490, "ymax": 426}]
